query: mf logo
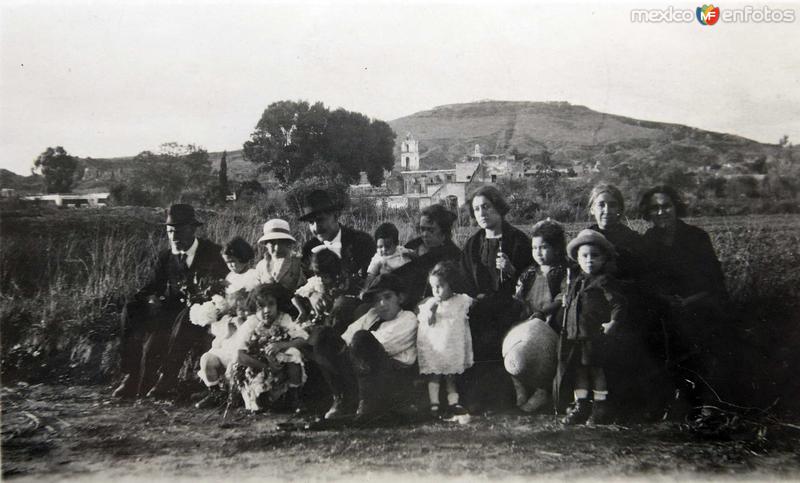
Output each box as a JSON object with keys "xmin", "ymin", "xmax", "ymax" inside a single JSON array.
[{"xmin": 697, "ymin": 4, "xmax": 721, "ymax": 25}]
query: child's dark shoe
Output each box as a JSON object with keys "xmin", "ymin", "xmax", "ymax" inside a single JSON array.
[
  {"xmin": 587, "ymin": 400, "xmax": 611, "ymax": 425},
  {"xmin": 194, "ymin": 387, "xmax": 227, "ymax": 409},
  {"xmin": 429, "ymin": 404, "xmax": 441, "ymax": 419},
  {"xmin": 448, "ymin": 403, "xmax": 467, "ymax": 416},
  {"xmin": 561, "ymin": 399, "xmax": 591, "ymax": 425},
  {"xmin": 446, "ymin": 404, "xmax": 471, "ymax": 424}
]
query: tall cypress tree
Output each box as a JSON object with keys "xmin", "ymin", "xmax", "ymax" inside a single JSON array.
[{"xmin": 219, "ymin": 150, "xmax": 228, "ymax": 200}]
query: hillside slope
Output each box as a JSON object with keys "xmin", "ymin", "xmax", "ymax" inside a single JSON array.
[
  {"xmin": 388, "ymin": 100, "xmax": 777, "ymax": 170},
  {"xmin": 3, "ymin": 100, "xmax": 783, "ymax": 194}
]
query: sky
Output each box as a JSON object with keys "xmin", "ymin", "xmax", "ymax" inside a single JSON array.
[{"xmin": 1, "ymin": 0, "xmax": 799, "ymax": 175}]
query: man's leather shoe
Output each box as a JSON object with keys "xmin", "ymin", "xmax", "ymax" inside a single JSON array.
[
  {"xmin": 111, "ymin": 374, "xmax": 137, "ymax": 399},
  {"xmin": 324, "ymin": 395, "xmax": 349, "ymax": 420},
  {"xmin": 145, "ymin": 373, "xmax": 173, "ymax": 400}
]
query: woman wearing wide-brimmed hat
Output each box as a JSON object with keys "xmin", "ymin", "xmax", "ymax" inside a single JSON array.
[{"xmin": 255, "ymin": 218, "xmax": 306, "ymax": 293}]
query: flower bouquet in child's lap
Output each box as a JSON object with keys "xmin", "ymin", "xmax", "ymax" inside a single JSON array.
[{"xmin": 230, "ymin": 284, "xmax": 309, "ymax": 412}]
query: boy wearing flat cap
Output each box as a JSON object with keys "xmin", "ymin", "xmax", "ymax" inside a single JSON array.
[
  {"xmin": 113, "ymin": 204, "xmax": 228, "ymax": 400},
  {"xmin": 554, "ymin": 229, "xmax": 627, "ymax": 426},
  {"xmin": 308, "ymin": 273, "xmax": 418, "ymax": 423}
]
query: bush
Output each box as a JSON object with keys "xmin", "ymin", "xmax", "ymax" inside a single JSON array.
[{"xmin": 109, "ymin": 183, "xmax": 159, "ymax": 207}]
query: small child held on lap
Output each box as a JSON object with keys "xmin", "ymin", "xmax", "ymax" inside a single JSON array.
[
  {"xmin": 195, "ymin": 290, "xmax": 251, "ymax": 409},
  {"xmin": 222, "ymin": 236, "xmax": 260, "ymax": 296},
  {"xmin": 194, "ymin": 237, "xmax": 259, "ymax": 409},
  {"xmin": 416, "ymin": 261, "xmax": 473, "ymax": 418},
  {"xmin": 365, "ymin": 222, "xmax": 414, "ymax": 287},
  {"xmin": 292, "ymin": 248, "xmax": 346, "ymax": 325},
  {"xmin": 558, "ymin": 229, "xmax": 626, "ymax": 425}
]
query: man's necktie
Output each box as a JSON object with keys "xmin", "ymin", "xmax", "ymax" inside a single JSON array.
[{"xmin": 177, "ymin": 253, "xmax": 189, "ymax": 272}]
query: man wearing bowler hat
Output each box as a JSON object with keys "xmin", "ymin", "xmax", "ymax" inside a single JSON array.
[
  {"xmin": 299, "ymin": 189, "xmax": 375, "ymax": 296},
  {"xmin": 112, "ymin": 204, "xmax": 228, "ymax": 399}
]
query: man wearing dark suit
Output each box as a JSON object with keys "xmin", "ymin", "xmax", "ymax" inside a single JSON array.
[
  {"xmin": 299, "ymin": 189, "xmax": 376, "ymax": 298},
  {"xmin": 112, "ymin": 204, "xmax": 228, "ymax": 399}
]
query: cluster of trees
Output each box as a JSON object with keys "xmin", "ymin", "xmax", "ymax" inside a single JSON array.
[
  {"xmin": 242, "ymin": 100, "xmax": 395, "ymax": 186},
  {"xmin": 109, "ymin": 143, "xmax": 222, "ymax": 207},
  {"xmin": 33, "ymin": 147, "xmax": 78, "ymax": 193}
]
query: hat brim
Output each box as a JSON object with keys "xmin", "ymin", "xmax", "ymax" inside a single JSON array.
[
  {"xmin": 298, "ymin": 206, "xmax": 340, "ymax": 222},
  {"xmin": 567, "ymin": 238, "xmax": 617, "ymax": 261},
  {"xmin": 297, "ymin": 204, "xmax": 342, "ymax": 221},
  {"xmin": 258, "ymin": 233, "xmax": 297, "ymax": 244},
  {"xmin": 360, "ymin": 276, "xmax": 406, "ymax": 302},
  {"xmin": 164, "ymin": 220, "xmax": 203, "ymax": 226}
]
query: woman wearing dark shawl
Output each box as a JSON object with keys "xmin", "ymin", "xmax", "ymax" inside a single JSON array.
[
  {"xmin": 639, "ymin": 185, "xmax": 729, "ymax": 418},
  {"xmin": 460, "ymin": 186, "xmax": 533, "ymax": 411},
  {"xmin": 585, "ymin": 183, "xmax": 661, "ymax": 420},
  {"xmin": 393, "ymin": 204, "xmax": 462, "ymax": 307}
]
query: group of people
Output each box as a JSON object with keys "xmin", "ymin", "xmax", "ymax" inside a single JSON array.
[{"xmin": 112, "ymin": 182, "xmax": 729, "ymax": 426}]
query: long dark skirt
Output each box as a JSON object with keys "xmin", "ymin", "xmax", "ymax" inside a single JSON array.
[{"xmin": 462, "ymin": 293, "xmax": 524, "ymax": 411}]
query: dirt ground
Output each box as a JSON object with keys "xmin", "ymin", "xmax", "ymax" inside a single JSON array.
[{"xmin": 2, "ymin": 382, "xmax": 799, "ymax": 482}]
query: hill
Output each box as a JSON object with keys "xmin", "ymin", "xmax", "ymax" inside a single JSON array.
[
  {"xmin": 4, "ymin": 100, "xmax": 788, "ymax": 194},
  {"xmin": 388, "ymin": 100, "xmax": 780, "ymax": 171},
  {"xmin": 0, "ymin": 169, "xmax": 43, "ymax": 194}
]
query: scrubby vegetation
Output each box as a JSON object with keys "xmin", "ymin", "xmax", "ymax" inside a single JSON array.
[{"xmin": 2, "ymin": 201, "xmax": 798, "ymax": 414}]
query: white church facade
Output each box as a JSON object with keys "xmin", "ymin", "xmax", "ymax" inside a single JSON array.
[{"xmin": 351, "ymin": 133, "xmax": 523, "ymax": 210}]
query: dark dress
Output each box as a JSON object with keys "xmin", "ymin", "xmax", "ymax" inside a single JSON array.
[
  {"xmin": 392, "ymin": 237, "xmax": 462, "ymax": 307},
  {"xmin": 514, "ymin": 263, "xmax": 569, "ymax": 327},
  {"xmin": 642, "ymin": 219, "xmax": 729, "ymax": 405},
  {"xmin": 460, "ymin": 221, "xmax": 533, "ymax": 411},
  {"xmin": 588, "ymin": 222, "xmax": 660, "ymax": 417},
  {"xmin": 501, "ymin": 263, "xmax": 569, "ymax": 394},
  {"xmin": 587, "ymin": 223, "xmax": 647, "ymax": 283},
  {"xmin": 642, "ymin": 220, "xmax": 727, "ymax": 305},
  {"xmin": 461, "ymin": 221, "xmax": 533, "ymax": 361}
]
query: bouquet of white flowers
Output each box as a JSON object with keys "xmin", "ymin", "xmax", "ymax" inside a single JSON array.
[{"xmin": 189, "ymin": 293, "xmax": 230, "ymax": 327}]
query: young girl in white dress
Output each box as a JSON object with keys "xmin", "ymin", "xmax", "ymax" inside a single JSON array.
[
  {"xmin": 222, "ymin": 236, "xmax": 260, "ymax": 296},
  {"xmin": 232, "ymin": 283, "xmax": 309, "ymax": 412},
  {"xmin": 193, "ymin": 237, "xmax": 261, "ymax": 409},
  {"xmin": 416, "ymin": 261, "xmax": 474, "ymax": 417}
]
